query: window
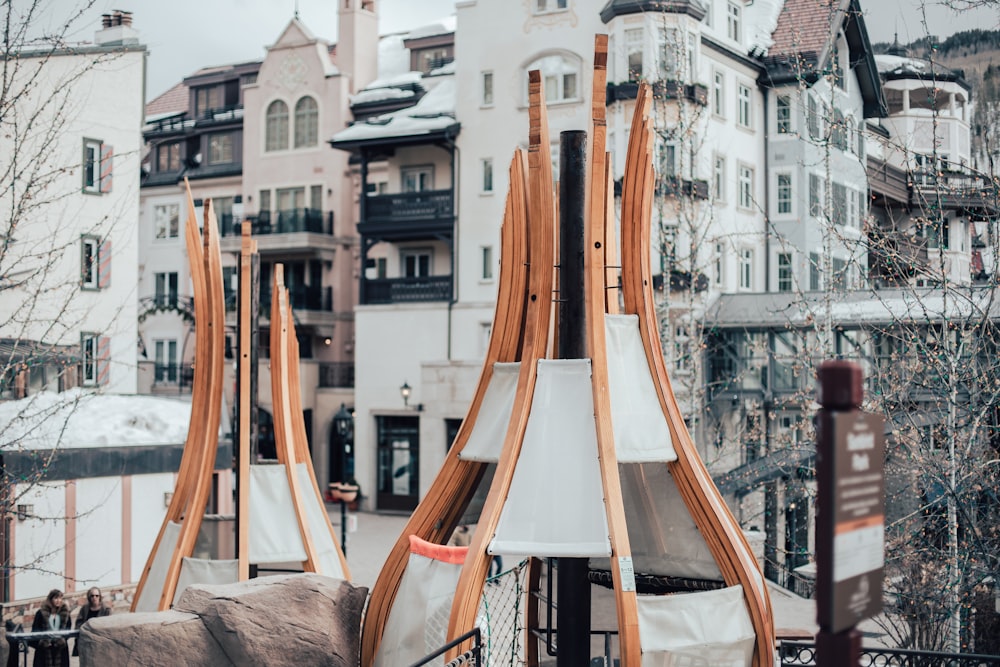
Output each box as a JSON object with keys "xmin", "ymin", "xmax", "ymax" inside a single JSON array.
[
  {"xmin": 659, "ymin": 144, "xmax": 677, "ymax": 178},
  {"xmin": 809, "ymin": 174, "xmax": 823, "ymax": 217},
  {"xmin": 81, "ymin": 333, "xmax": 109, "ymax": 386},
  {"xmin": 777, "ymin": 173, "xmax": 792, "ymax": 214},
  {"xmin": 831, "ymin": 256, "xmax": 847, "ymax": 289},
  {"xmin": 832, "ymin": 109, "xmax": 847, "ymax": 150},
  {"xmin": 847, "ymin": 188, "xmax": 858, "ymax": 228},
  {"xmin": 777, "ymin": 252, "xmax": 793, "ymax": 292},
  {"xmin": 831, "ymin": 41, "xmax": 844, "ymax": 89},
  {"xmin": 712, "ymin": 70, "xmax": 725, "ymax": 117},
  {"xmin": 713, "ymin": 155, "xmax": 726, "ymax": 203},
  {"xmin": 738, "ymin": 164, "xmax": 754, "ymax": 209},
  {"xmin": 658, "ymin": 28, "xmax": 679, "ymax": 80},
  {"xmin": 207, "ymin": 133, "xmax": 234, "ymax": 165},
  {"xmin": 807, "ymin": 95, "xmax": 820, "ymax": 140},
  {"xmin": 276, "ymin": 187, "xmax": 305, "ymax": 216},
  {"xmin": 157, "ymin": 142, "xmax": 181, "ymax": 171},
  {"xmin": 194, "ymin": 86, "xmax": 222, "ymax": 117},
  {"xmin": 737, "ymin": 84, "xmax": 752, "ymax": 128},
  {"xmin": 402, "ymin": 166, "xmax": 434, "ymax": 192},
  {"xmin": 727, "ymin": 1, "xmax": 741, "ymax": 41},
  {"xmin": 809, "ymin": 252, "xmax": 821, "ymax": 290},
  {"xmin": 82, "ymin": 138, "xmax": 112, "ymax": 194},
  {"xmin": 482, "ymin": 246, "xmax": 494, "ymax": 280},
  {"xmin": 534, "ymin": 0, "xmax": 568, "ymax": 12},
  {"xmin": 626, "ymin": 28, "xmax": 644, "ymax": 81},
  {"xmin": 832, "ymin": 182, "xmax": 847, "ymax": 226},
  {"xmin": 154, "ymin": 340, "xmax": 178, "ymax": 384},
  {"xmin": 714, "ymin": 243, "xmax": 724, "ymax": 286},
  {"xmin": 401, "ymin": 248, "xmax": 432, "ymax": 277},
  {"xmin": 154, "ymin": 203, "xmax": 180, "ymax": 239},
  {"xmin": 258, "ymin": 189, "xmax": 271, "ymax": 217},
  {"xmin": 526, "ymin": 54, "xmax": 580, "ymax": 103},
  {"xmin": 265, "ymin": 100, "xmax": 289, "ymax": 151},
  {"xmin": 857, "ymin": 123, "xmax": 866, "ymax": 158},
  {"xmin": 294, "ymin": 96, "xmax": 318, "ymax": 148},
  {"xmin": 739, "ymin": 248, "xmax": 753, "ymax": 290},
  {"xmin": 482, "ymin": 71, "xmax": 494, "ymax": 105},
  {"xmin": 776, "ymin": 95, "xmax": 791, "ymax": 133},
  {"xmin": 481, "ymin": 158, "xmax": 494, "ymax": 193},
  {"xmin": 81, "ymin": 236, "xmax": 110, "ymax": 289},
  {"xmin": 155, "ymin": 272, "xmax": 179, "ymax": 308}
]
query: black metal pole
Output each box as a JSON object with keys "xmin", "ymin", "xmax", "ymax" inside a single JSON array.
[
  {"xmin": 340, "ymin": 499, "xmax": 347, "ymax": 556},
  {"xmin": 556, "ymin": 129, "xmax": 591, "ymax": 666}
]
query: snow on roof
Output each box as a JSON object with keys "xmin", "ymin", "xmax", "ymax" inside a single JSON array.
[
  {"xmin": 378, "ymin": 33, "xmax": 411, "ymax": 80},
  {"xmin": 405, "ymin": 16, "xmax": 456, "ymax": 41},
  {"xmin": 0, "ymin": 389, "xmax": 196, "ymax": 450},
  {"xmin": 333, "ymin": 76, "xmax": 456, "ymax": 144},
  {"xmin": 746, "ymin": 0, "xmax": 784, "ymax": 57},
  {"xmin": 428, "ymin": 60, "xmax": 456, "ymax": 77},
  {"xmin": 366, "ymin": 70, "xmax": 423, "ymax": 90},
  {"xmin": 875, "ymin": 54, "xmax": 927, "ymax": 75},
  {"xmin": 350, "ymin": 87, "xmax": 417, "ymax": 105}
]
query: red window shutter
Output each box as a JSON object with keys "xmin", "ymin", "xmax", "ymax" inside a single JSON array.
[
  {"xmin": 100, "ymin": 144, "xmax": 113, "ymax": 193},
  {"xmin": 97, "ymin": 239, "xmax": 112, "ymax": 288},
  {"xmin": 96, "ymin": 336, "xmax": 111, "ymax": 386}
]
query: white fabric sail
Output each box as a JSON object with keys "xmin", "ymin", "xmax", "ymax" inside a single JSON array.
[
  {"xmin": 636, "ymin": 584, "xmax": 756, "ymax": 666},
  {"xmin": 459, "ymin": 362, "xmax": 521, "ymax": 463},
  {"xmin": 249, "ymin": 463, "xmax": 345, "ymax": 579},
  {"xmin": 172, "ymin": 557, "xmax": 239, "ymax": 605},
  {"xmin": 374, "ymin": 537, "xmax": 468, "ymax": 667},
  {"xmin": 605, "ymin": 314, "xmax": 676, "ymax": 463},
  {"xmin": 489, "ymin": 359, "xmax": 611, "ymax": 557},
  {"xmin": 133, "ymin": 520, "xmax": 181, "ymax": 612}
]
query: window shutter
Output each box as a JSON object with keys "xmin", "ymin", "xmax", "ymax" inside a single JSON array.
[
  {"xmin": 100, "ymin": 144, "xmax": 113, "ymax": 193},
  {"xmin": 96, "ymin": 336, "xmax": 111, "ymax": 386},
  {"xmin": 98, "ymin": 239, "xmax": 112, "ymax": 288}
]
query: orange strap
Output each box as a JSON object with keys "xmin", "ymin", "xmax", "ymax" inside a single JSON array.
[{"xmin": 408, "ymin": 535, "xmax": 469, "ymax": 565}]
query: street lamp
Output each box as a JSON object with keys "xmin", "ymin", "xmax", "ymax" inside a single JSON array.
[
  {"xmin": 331, "ymin": 403, "xmax": 355, "ymax": 554},
  {"xmin": 400, "ymin": 381, "xmax": 411, "ymax": 408}
]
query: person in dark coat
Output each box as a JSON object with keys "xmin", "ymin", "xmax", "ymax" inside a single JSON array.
[
  {"xmin": 72, "ymin": 587, "xmax": 111, "ymax": 657},
  {"xmin": 30, "ymin": 589, "xmax": 69, "ymax": 667}
]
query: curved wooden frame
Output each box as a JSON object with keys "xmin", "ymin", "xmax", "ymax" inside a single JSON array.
[
  {"xmin": 618, "ymin": 83, "xmax": 776, "ymax": 666},
  {"xmin": 446, "ymin": 69, "xmax": 556, "ymax": 657},
  {"xmin": 360, "ymin": 149, "xmax": 531, "ymax": 665}
]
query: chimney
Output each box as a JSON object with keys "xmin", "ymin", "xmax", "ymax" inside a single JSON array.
[{"xmin": 95, "ymin": 10, "xmax": 139, "ymax": 46}]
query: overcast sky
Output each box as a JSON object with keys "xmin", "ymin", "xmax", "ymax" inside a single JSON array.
[{"xmin": 41, "ymin": 0, "xmax": 1000, "ymax": 102}]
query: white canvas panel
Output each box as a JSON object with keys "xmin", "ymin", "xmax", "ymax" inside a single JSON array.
[
  {"xmin": 637, "ymin": 585, "xmax": 755, "ymax": 667},
  {"xmin": 490, "ymin": 359, "xmax": 611, "ymax": 557},
  {"xmin": 374, "ymin": 543, "xmax": 466, "ymax": 667},
  {"xmin": 130, "ymin": 473, "xmax": 174, "ymax": 582},
  {"xmin": 605, "ymin": 315, "xmax": 676, "ymax": 462},
  {"xmin": 11, "ymin": 481, "xmax": 66, "ymax": 600},
  {"xmin": 459, "ymin": 362, "xmax": 520, "ymax": 462},
  {"xmin": 133, "ymin": 520, "xmax": 181, "ymax": 613},
  {"xmin": 295, "ymin": 463, "xmax": 346, "ymax": 580},
  {"xmin": 249, "ymin": 464, "xmax": 307, "ymax": 563},
  {"xmin": 172, "ymin": 557, "xmax": 239, "ymax": 605},
  {"xmin": 601, "ymin": 463, "xmax": 722, "ymax": 581}
]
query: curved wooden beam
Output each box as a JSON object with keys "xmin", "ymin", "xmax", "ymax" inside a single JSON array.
[
  {"xmin": 131, "ymin": 180, "xmax": 208, "ymax": 611},
  {"xmin": 447, "ymin": 68, "xmax": 556, "ymax": 657},
  {"xmin": 618, "ymin": 84, "xmax": 775, "ymax": 667},
  {"xmin": 158, "ymin": 196, "xmax": 226, "ymax": 610},
  {"xmin": 359, "ymin": 149, "xmax": 531, "ymax": 666}
]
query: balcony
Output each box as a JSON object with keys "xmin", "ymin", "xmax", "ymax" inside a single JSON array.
[
  {"xmin": 259, "ymin": 284, "xmax": 332, "ymax": 313},
  {"xmin": 869, "ymin": 229, "xmax": 930, "ymax": 282},
  {"xmin": 606, "ymin": 80, "xmax": 708, "ymax": 106},
  {"xmin": 867, "ymin": 157, "xmax": 909, "ymax": 204},
  {"xmin": 361, "ymin": 190, "xmax": 454, "ymax": 241},
  {"xmin": 219, "ymin": 209, "xmax": 337, "ymax": 255},
  {"xmin": 910, "ymin": 169, "xmax": 1000, "ymax": 215},
  {"xmin": 657, "ymin": 175, "xmax": 709, "ymax": 200},
  {"xmin": 362, "ymin": 275, "xmax": 452, "ymax": 305},
  {"xmin": 318, "ymin": 362, "xmax": 355, "ymax": 389}
]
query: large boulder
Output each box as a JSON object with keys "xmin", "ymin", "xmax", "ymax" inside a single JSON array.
[{"xmin": 80, "ymin": 574, "xmax": 367, "ymax": 667}]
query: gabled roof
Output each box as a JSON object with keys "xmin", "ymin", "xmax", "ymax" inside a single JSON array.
[
  {"xmin": 145, "ymin": 82, "xmax": 188, "ymax": 119},
  {"xmin": 764, "ymin": 0, "xmax": 887, "ymax": 118}
]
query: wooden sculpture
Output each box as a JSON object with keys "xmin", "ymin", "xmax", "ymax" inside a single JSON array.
[
  {"xmin": 133, "ymin": 187, "xmax": 348, "ymax": 612},
  {"xmin": 364, "ymin": 33, "xmax": 774, "ymax": 667}
]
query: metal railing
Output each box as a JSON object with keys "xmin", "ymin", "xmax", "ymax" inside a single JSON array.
[
  {"xmin": 362, "ymin": 276, "xmax": 452, "ymax": 304},
  {"xmin": 318, "ymin": 362, "xmax": 355, "ymax": 388},
  {"xmin": 409, "ymin": 628, "xmax": 481, "ymax": 667},
  {"xmin": 259, "ymin": 285, "xmax": 333, "ymax": 312},
  {"xmin": 7, "ymin": 628, "xmax": 80, "ymax": 667},
  {"xmin": 226, "ymin": 209, "xmax": 333, "ymax": 237},
  {"xmin": 365, "ymin": 190, "xmax": 454, "ymax": 223},
  {"xmin": 779, "ymin": 641, "xmax": 1000, "ymax": 666}
]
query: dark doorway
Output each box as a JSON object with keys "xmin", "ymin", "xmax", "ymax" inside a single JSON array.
[{"xmin": 376, "ymin": 415, "xmax": 419, "ymax": 511}]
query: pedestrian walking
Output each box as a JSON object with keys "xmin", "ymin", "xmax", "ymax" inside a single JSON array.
[
  {"xmin": 30, "ymin": 590, "xmax": 70, "ymax": 667},
  {"xmin": 73, "ymin": 588, "xmax": 111, "ymax": 656}
]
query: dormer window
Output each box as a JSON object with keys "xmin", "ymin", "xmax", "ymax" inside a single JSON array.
[
  {"xmin": 727, "ymin": 2, "xmax": 741, "ymax": 42},
  {"xmin": 526, "ymin": 53, "xmax": 581, "ymax": 104},
  {"xmin": 534, "ymin": 0, "xmax": 568, "ymax": 13},
  {"xmin": 194, "ymin": 86, "xmax": 223, "ymax": 118}
]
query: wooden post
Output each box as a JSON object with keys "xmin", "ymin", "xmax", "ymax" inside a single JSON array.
[{"xmin": 236, "ymin": 223, "xmax": 258, "ymax": 580}]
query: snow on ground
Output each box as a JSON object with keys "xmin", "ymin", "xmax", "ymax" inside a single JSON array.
[{"xmin": 0, "ymin": 389, "xmax": 192, "ymax": 450}]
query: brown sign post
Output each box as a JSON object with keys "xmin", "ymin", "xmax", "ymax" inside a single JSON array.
[{"xmin": 815, "ymin": 360, "xmax": 886, "ymax": 665}]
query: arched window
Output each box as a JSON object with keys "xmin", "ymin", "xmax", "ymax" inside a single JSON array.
[
  {"xmin": 525, "ymin": 53, "xmax": 581, "ymax": 104},
  {"xmin": 294, "ymin": 96, "xmax": 319, "ymax": 148},
  {"xmin": 265, "ymin": 100, "xmax": 289, "ymax": 152}
]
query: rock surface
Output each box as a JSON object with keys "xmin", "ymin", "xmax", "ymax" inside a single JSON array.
[{"xmin": 79, "ymin": 574, "xmax": 368, "ymax": 667}]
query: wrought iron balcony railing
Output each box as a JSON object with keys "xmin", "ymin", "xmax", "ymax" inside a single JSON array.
[{"xmin": 362, "ymin": 276, "xmax": 452, "ymax": 305}]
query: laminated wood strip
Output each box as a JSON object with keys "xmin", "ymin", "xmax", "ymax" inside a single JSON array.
[
  {"xmin": 131, "ymin": 180, "xmax": 209, "ymax": 611},
  {"xmin": 159, "ymin": 197, "xmax": 226, "ymax": 610},
  {"xmin": 237, "ymin": 225, "xmax": 253, "ymax": 581},
  {"xmin": 359, "ymin": 150, "xmax": 532, "ymax": 666},
  {"xmin": 618, "ymin": 85, "xmax": 775, "ymax": 667},
  {"xmin": 447, "ymin": 68, "xmax": 556, "ymax": 659}
]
